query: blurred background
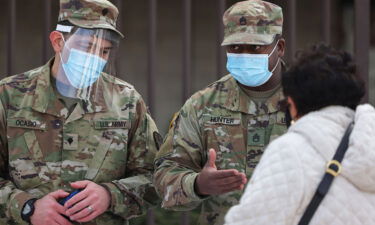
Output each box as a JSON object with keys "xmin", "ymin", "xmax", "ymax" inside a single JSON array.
[{"xmin": 0, "ymin": 0, "xmax": 373, "ymax": 224}]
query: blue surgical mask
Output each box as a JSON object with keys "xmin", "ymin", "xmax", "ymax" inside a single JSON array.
[
  {"xmin": 61, "ymin": 47, "xmax": 107, "ymax": 89},
  {"xmin": 226, "ymin": 42, "xmax": 280, "ymax": 87}
]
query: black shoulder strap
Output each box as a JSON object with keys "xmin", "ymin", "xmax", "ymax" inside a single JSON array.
[{"xmin": 298, "ymin": 122, "xmax": 354, "ymax": 225}]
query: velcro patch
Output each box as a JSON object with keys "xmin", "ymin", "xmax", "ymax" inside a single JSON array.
[
  {"xmin": 248, "ymin": 128, "xmax": 265, "ymax": 146},
  {"xmin": 7, "ymin": 119, "xmax": 47, "ymax": 130},
  {"xmin": 93, "ymin": 120, "xmax": 130, "ymax": 129},
  {"xmin": 204, "ymin": 116, "xmax": 240, "ymax": 125},
  {"xmin": 63, "ymin": 133, "xmax": 78, "ymax": 151}
]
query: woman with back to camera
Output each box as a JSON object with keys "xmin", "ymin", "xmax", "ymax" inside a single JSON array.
[{"xmin": 225, "ymin": 44, "xmax": 375, "ymax": 225}]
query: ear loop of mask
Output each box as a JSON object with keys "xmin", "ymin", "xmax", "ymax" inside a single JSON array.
[
  {"xmin": 269, "ymin": 40, "xmax": 281, "ymax": 74},
  {"xmin": 55, "ymin": 34, "xmax": 79, "ymax": 98},
  {"xmin": 59, "ymin": 34, "xmax": 70, "ymax": 65},
  {"xmin": 58, "ymin": 33, "xmax": 108, "ymax": 100}
]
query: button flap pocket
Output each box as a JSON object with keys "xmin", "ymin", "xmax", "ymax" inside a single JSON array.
[
  {"xmin": 84, "ymin": 135, "xmax": 114, "ymax": 180},
  {"xmin": 9, "ymin": 130, "xmax": 44, "ymax": 189}
]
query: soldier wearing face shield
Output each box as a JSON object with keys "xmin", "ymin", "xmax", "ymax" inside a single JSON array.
[
  {"xmin": 0, "ymin": 0, "xmax": 160, "ymax": 225},
  {"xmin": 153, "ymin": 1, "xmax": 288, "ymax": 225}
]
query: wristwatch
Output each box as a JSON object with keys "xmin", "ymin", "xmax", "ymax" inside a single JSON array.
[{"xmin": 21, "ymin": 198, "xmax": 38, "ymax": 223}]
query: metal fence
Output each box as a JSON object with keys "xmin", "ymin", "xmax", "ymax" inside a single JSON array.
[{"xmin": 2, "ymin": 0, "xmax": 373, "ymax": 224}]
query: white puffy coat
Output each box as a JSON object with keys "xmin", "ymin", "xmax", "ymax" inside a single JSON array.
[{"xmin": 225, "ymin": 104, "xmax": 375, "ymax": 225}]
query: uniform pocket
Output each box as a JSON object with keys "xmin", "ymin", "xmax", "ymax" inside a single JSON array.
[
  {"xmin": 85, "ymin": 119, "xmax": 130, "ymax": 182},
  {"xmin": 7, "ymin": 118, "xmax": 47, "ymax": 189},
  {"xmin": 202, "ymin": 114, "xmax": 246, "ymax": 170}
]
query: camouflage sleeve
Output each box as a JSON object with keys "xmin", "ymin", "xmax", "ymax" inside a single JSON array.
[
  {"xmin": 101, "ymin": 97, "xmax": 160, "ymax": 219},
  {"xmin": 154, "ymin": 99, "xmax": 207, "ymax": 211},
  {"xmin": 0, "ymin": 98, "xmax": 37, "ymax": 224}
]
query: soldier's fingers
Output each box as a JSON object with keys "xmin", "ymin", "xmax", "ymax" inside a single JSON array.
[
  {"xmin": 75, "ymin": 210, "xmax": 100, "ymax": 223},
  {"xmin": 69, "ymin": 204, "xmax": 93, "ymax": 221},
  {"xmin": 237, "ymin": 184, "xmax": 245, "ymax": 191},
  {"xmin": 52, "ymin": 202, "xmax": 68, "ymax": 215},
  {"xmin": 226, "ymin": 173, "xmax": 247, "ymax": 184},
  {"xmin": 238, "ymin": 172, "xmax": 247, "ymax": 184},
  {"xmin": 222, "ymin": 181, "xmax": 246, "ymax": 191},
  {"xmin": 220, "ymin": 184, "xmax": 244, "ymax": 194},
  {"xmin": 54, "ymin": 214, "xmax": 74, "ymax": 225},
  {"xmin": 49, "ymin": 221, "xmax": 60, "ymax": 225},
  {"xmin": 66, "ymin": 197, "xmax": 91, "ymax": 216},
  {"xmin": 212, "ymin": 169, "xmax": 240, "ymax": 178},
  {"xmin": 43, "ymin": 219, "xmax": 59, "ymax": 225},
  {"xmin": 216, "ymin": 176, "xmax": 244, "ymax": 186},
  {"xmin": 65, "ymin": 190, "xmax": 89, "ymax": 209},
  {"xmin": 205, "ymin": 149, "xmax": 217, "ymax": 169},
  {"xmin": 70, "ymin": 180, "xmax": 91, "ymax": 189},
  {"xmin": 241, "ymin": 176, "xmax": 248, "ymax": 185},
  {"xmin": 49, "ymin": 189, "xmax": 70, "ymax": 199}
]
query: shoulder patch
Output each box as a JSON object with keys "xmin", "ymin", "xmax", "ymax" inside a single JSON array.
[
  {"xmin": 169, "ymin": 112, "xmax": 180, "ymax": 130},
  {"xmin": 153, "ymin": 132, "xmax": 163, "ymax": 151}
]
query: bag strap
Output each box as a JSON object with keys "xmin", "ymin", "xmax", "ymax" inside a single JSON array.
[{"xmin": 298, "ymin": 122, "xmax": 354, "ymax": 225}]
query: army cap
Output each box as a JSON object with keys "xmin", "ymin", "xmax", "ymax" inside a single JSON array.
[
  {"xmin": 222, "ymin": 0, "xmax": 283, "ymax": 46},
  {"xmin": 58, "ymin": 0, "xmax": 124, "ymax": 38}
]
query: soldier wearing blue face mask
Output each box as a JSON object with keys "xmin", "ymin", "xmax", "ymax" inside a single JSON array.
[
  {"xmin": 55, "ymin": 27, "xmax": 120, "ymax": 100},
  {"xmin": 154, "ymin": 1, "xmax": 288, "ymax": 225},
  {"xmin": 60, "ymin": 35, "xmax": 108, "ymax": 90},
  {"xmin": 0, "ymin": 1, "xmax": 161, "ymax": 225},
  {"xmin": 226, "ymin": 39, "xmax": 281, "ymax": 87}
]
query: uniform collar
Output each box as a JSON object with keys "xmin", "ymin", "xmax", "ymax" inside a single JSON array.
[
  {"xmin": 219, "ymin": 75, "xmax": 284, "ymax": 115},
  {"xmin": 32, "ymin": 58, "xmax": 108, "ymax": 118}
]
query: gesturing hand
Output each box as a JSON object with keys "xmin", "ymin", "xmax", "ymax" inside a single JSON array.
[
  {"xmin": 195, "ymin": 148, "xmax": 247, "ymax": 196},
  {"xmin": 64, "ymin": 180, "xmax": 111, "ymax": 223},
  {"xmin": 30, "ymin": 190, "xmax": 73, "ymax": 225}
]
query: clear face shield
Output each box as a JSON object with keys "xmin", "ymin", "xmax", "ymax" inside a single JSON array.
[{"xmin": 56, "ymin": 27, "xmax": 120, "ymax": 102}]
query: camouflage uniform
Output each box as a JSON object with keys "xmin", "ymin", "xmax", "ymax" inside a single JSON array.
[
  {"xmin": 221, "ymin": 0, "xmax": 283, "ymax": 46},
  {"xmin": 59, "ymin": 0, "xmax": 124, "ymax": 37},
  {"xmin": 0, "ymin": 0, "xmax": 159, "ymax": 224},
  {"xmin": 154, "ymin": 1, "xmax": 286, "ymax": 224}
]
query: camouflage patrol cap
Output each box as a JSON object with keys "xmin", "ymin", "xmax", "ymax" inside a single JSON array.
[
  {"xmin": 58, "ymin": 0, "xmax": 124, "ymax": 38},
  {"xmin": 222, "ymin": 0, "xmax": 283, "ymax": 46}
]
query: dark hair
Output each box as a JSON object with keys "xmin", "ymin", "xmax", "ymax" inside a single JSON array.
[{"xmin": 282, "ymin": 43, "xmax": 365, "ymax": 116}]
